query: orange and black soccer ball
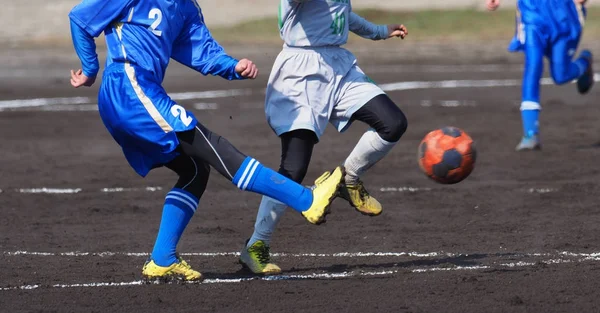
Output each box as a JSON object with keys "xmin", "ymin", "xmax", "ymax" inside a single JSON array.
[{"xmin": 418, "ymin": 127, "xmax": 476, "ymax": 184}]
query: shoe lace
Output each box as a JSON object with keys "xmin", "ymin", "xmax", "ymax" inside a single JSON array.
[
  {"xmin": 355, "ymin": 180, "xmax": 370, "ymax": 200},
  {"xmin": 175, "ymin": 255, "xmax": 193, "ymax": 271},
  {"xmin": 250, "ymin": 243, "xmax": 271, "ymax": 264}
]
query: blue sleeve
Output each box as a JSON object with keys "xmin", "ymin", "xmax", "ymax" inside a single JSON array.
[
  {"xmin": 68, "ymin": 0, "xmax": 132, "ymax": 37},
  {"xmin": 171, "ymin": 7, "xmax": 242, "ymax": 80},
  {"xmin": 349, "ymin": 12, "xmax": 388, "ymax": 40},
  {"xmin": 70, "ymin": 19, "xmax": 99, "ymax": 77}
]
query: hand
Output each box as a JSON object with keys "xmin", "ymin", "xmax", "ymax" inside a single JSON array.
[
  {"xmin": 486, "ymin": 0, "xmax": 501, "ymax": 11},
  {"xmin": 575, "ymin": 0, "xmax": 586, "ymax": 4},
  {"xmin": 387, "ymin": 24, "xmax": 407, "ymax": 39},
  {"xmin": 70, "ymin": 69, "xmax": 96, "ymax": 88},
  {"xmin": 235, "ymin": 59, "xmax": 258, "ymax": 79}
]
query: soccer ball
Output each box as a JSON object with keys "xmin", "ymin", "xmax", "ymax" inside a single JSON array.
[{"xmin": 418, "ymin": 126, "xmax": 476, "ymax": 184}]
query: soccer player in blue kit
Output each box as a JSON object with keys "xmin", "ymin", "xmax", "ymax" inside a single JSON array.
[
  {"xmin": 68, "ymin": 0, "xmax": 344, "ymax": 283},
  {"xmin": 487, "ymin": 0, "xmax": 594, "ymax": 151}
]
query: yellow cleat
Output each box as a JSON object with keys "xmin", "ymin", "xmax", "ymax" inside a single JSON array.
[
  {"xmin": 142, "ymin": 256, "xmax": 203, "ymax": 283},
  {"xmin": 302, "ymin": 166, "xmax": 345, "ymax": 225},
  {"xmin": 339, "ymin": 180, "xmax": 382, "ymax": 216},
  {"xmin": 239, "ymin": 240, "xmax": 282, "ymax": 275}
]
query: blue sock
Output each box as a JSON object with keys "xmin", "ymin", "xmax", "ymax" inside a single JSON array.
[
  {"xmin": 151, "ymin": 188, "xmax": 198, "ymax": 267},
  {"xmin": 521, "ymin": 109, "xmax": 539, "ymax": 138},
  {"xmin": 232, "ymin": 157, "xmax": 313, "ymax": 212}
]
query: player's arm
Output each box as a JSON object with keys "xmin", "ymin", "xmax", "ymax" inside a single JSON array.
[
  {"xmin": 68, "ymin": 0, "xmax": 132, "ymax": 87},
  {"xmin": 349, "ymin": 12, "xmax": 407, "ymax": 40},
  {"xmin": 171, "ymin": 11, "xmax": 257, "ymax": 80},
  {"xmin": 69, "ymin": 19, "xmax": 98, "ymax": 87}
]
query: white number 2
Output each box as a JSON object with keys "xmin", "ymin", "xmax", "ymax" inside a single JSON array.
[
  {"xmin": 148, "ymin": 8, "xmax": 163, "ymax": 36},
  {"xmin": 171, "ymin": 105, "xmax": 193, "ymax": 127}
]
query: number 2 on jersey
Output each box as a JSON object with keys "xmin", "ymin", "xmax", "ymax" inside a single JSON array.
[
  {"xmin": 171, "ymin": 105, "xmax": 193, "ymax": 127},
  {"xmin": 148, "ymin": 8, "xmax": 163, "ymax": 36}
]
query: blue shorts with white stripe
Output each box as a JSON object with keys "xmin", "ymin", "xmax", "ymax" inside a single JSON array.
[{"xmin": 98, "ymin": 63, "xmax": 198, "ymax": 177}]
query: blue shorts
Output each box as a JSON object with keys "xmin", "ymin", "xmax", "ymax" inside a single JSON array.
[
  {"xmin": 98, "ymin": 63, "xmax": 197, "ymax": 177},
  {"xmin": 509, "ymin": 0, "xmax": 585, "ymax": 56}
]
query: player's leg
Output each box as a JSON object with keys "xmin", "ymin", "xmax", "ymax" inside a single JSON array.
[
  {"xmin": 330, "ymin": 64, "xmax": 407, "ymax": 216},
  {"xmin": 241, "ymin": 129, "xmax": 317, "ymax": 274},
  {"xmin": 341, "ymin": 94, "xmax": 407, "ymax": 215},
  {"xmin": 177, "ymin": 122, "xmax": 342, "ymax": 225},
  {"xmin": 142, "ymin": 154, "xmax": 210, "ymax": 282},
  {"xmin": 516, "ymin": 25, "xmax": 545, "ymax": 151},
  {"xmin": 548, "ymin": 36, "xmax": 593, "ymax": 93}
]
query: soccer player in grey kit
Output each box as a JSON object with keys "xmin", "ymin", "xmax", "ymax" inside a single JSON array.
[{"xmin": 240, "ymin": 0, "xmax": 409, "ymax": 274}]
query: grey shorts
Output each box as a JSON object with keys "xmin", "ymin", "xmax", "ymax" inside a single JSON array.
[{"xmin": 265, "ymin": 46, "xmax": 385, "ymax": 139}]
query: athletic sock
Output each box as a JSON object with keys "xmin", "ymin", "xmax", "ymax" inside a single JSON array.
[
  {"xmin": 151, "ymin": 188, "xmax": 198, "ymax": 267},
  {"xmin": 344, "ymin": 129, "xmax": 396, "ymax": 185},
  {"xmin": 247, "ymin": 196, "xmax": 287, "ymax": 247},
  {"xmin": 232, "ymin": 157, "xmax": 312, "ymax": 212},
  {"xmin": 520, "ymin": 101, "xmax": 540, "ymax": 137}
]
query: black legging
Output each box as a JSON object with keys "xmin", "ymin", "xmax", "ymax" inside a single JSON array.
[
  {"xmin": 278, "ymin": 94, "xmax": 407, "ymax": 183},
  {"xmin": 163, "ymin": 122, "xmax": 247, "ymax": 199}
]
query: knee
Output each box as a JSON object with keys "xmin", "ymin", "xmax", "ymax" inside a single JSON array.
[
  {"xmin": 550, "ymin": 65, "xmax": 571, "ymax": 85},
  {"xmin": 379, "ymin": 110, "xmax": 408, "ymax": 142},
  {"xmin": 551, "ymin": 73, "xmax": 570, "ymax": 85},
  {"xmin": 178, "ymin": 161, "xmax": 210, "ymax": 199},
  {"xmin": 278, "ymin": 163, "xmax": 308, "ymax": 183}
]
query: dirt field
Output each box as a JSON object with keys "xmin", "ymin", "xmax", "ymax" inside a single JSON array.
[{"xmin": 1, "ymin": 42, "xmax": 600, "ymax": 312}]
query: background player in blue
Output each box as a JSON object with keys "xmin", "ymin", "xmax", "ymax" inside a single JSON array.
[
  {"xmin": 68, "ymin": 0, "xmax": 344, "ymax": 283},
  {"xmin": 487, "ymin": 0, "xmax": 594, "ymax": 151}
]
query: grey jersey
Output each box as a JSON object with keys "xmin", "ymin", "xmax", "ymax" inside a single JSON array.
[{"xmin": 278, "ymin": 0, "xmax": 387, "ymax": 47}]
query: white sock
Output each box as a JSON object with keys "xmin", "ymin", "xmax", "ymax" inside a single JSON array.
[
  {"xmin": 344, "ymin": 128, "xmax": 397, "ymax": 185},
  {"xmin": 247, "ymin": 196, "xmax": 287, "ymax": 248}
]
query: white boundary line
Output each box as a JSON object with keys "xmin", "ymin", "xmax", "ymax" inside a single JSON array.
[
  {"xmin": 2, "ymin": 251, "xmax": 600, "ymax": 291},
  {"xmin": 7, "ymin": 187, "xmax": 164, "ymax": 194},
  {"xmin": 0, "ymin": 186, "xmax": 561, "ymax": 195},
  {"xmin": 3, "ymin": 250, "xmax": 443, "ymax": 258},
  {"xmin": 2, "ymin": 74, "xmax": 598, "ymax": 112}
]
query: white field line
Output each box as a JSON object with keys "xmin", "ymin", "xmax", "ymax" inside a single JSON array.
[
  {"xmin": 365, "ymin": 63, "xmax": 600, "ymax": 74},
  {"xmin": 379, "ymin": 186, "xmax": 559, "ymax": 194},
  {"xmin": 11, "ymin": 187, "xmax": 163, "ymax": 194},
  {"xmin": 379, "ymin": 74, "xmax": 600, "ymax": 92},
  {"xmin": 2, "ymin": 252, "xmax": 599, "ymax": 291},
  {"xmin": 4, "ymin": 186, "xmax": 560, "ymax": 195},
  {"xmin": 3, "ymin": 74, "xmax": 598, "ymax": 112},
  {"xmin": 4, "ymin": 250, "xmax": 445, "ymax": 258},
  {"xmin": 0, "ymin": 88, "xmax": 251, "ymax": 111}
]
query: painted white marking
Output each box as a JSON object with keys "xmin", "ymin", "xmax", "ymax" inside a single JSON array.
[
  {"xmin": 2, "ymin": 73, "xmax": 598, "ymax": 112},
  {"xmin": 3, "ymin": 250, "xmax": 445, "ymax": 258},
  {"xmin": 9, "ymin": 187, "xmax": 163, "ymax": 194},
  {"xmin": 364, "ymin": 63, "xmax": 600, "ymax": 74},
  {"xmin": 100, "ymin": 187, "xmax": 163, "ymax": 193},
  {"xmin": 193, "ymin": 102, "xmax": 218, "ymax": 110},
  {"xmin": 412, "ymin": 265, "xmax": 491, "ymax": 273},
  {"xmin": 3, "ymin": 250, "xmax": 600, "ymax": 291},
  {"xmin": 0, "ymin": 89, "xmax": 250, "ymax": 111},
  {"xmin": 527, "ymin": 188, "xmax": 557, "ymax": 194},
  {"xmin": 379, "ymin": 187, "xmax": 432, "ymax": 193},
  {"xmin": 17, "ymin": 188, "xmax": 82, "ymax": 194},
  {"xmin": 500, "ymin": 261, "xmax": 536, "ymax": 267},
  {"xmin": 380, "ymin": 75, "xmax": 600, "ymax": 92},
  {"xmin": 419, "ymin": 100, "xmax": 478, "ymax": 107},
  {"xmin": 0, "ymin": 97, "xmax": 91, "ymax": 110}
]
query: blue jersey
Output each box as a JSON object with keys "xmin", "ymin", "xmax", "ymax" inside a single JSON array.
[
  {"xmin": 69, "ymin": 0, "xmax": 242, "ymax": 177},
  {"xmin": 509, "ymin": 0, "xmax": 586, "ymax": 52},
  {"xmin": 69, "ymin": 0, "xmax": 239, "ymax": 83}
]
